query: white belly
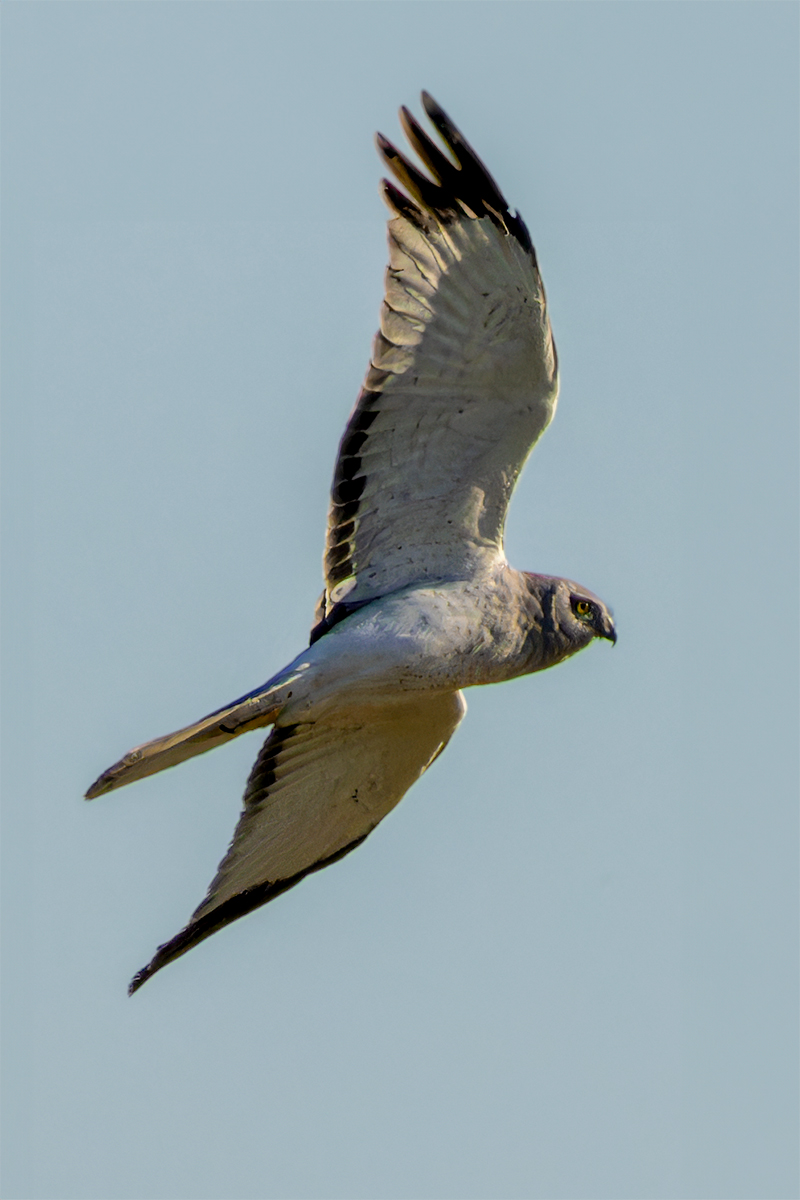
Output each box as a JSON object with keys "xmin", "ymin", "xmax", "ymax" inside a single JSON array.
[{"xmin": 277, "ymin": 572, "xmax": 532, "ymax": 724}]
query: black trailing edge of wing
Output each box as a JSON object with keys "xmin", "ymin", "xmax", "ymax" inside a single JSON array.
[
  {"xmin": 377, "ymin": 91, "xmax": 535, "ymax": 259},
  {"xmin": 129, "ymin": 832, "xmax": 370, "ymax": 994},
  {"xmin": 309, "ymin": 595, "xmax": 376, "ymax": 645},
  {"xmin": 320, "ymin": 386, "xmax": 384, "ymax": 601}
]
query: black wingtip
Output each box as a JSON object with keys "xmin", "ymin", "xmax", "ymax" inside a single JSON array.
[
  {"xmin": 377, "ymin": 92, "xmax": 537, "ymax": 261},
  {"xmin": 380, "ymin": 178, "xmax": 424, "ymax": 222},
  {"xmin": 420, "ymin": 89, "xmax": 437, "ymax": 114},
  {"xmin": 420, "ymin": 92, "xmax": 453, "ymax": 140},
  {"xmin": 125, "ymin": 832, "xmax": 373, "ymax": 994},
  {"xmin": 128, "ymin": 965, "xmax": 152, "ymax": 996},
  {"xmin": 128, "ymin": 935, "xmax": 184, "ymax": 994}
]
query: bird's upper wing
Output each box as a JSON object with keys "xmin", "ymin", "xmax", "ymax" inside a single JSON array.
[
  {"xmin": 312, "ymin": 93, "xmax": 558, "ymax": 640},
  {"xmin": 129, "ymin": 689, "xmax": 466, "ymax": 992}
]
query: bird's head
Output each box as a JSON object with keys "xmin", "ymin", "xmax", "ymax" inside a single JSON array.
[
  {"xmin": 524, "ymin": 573, "xmax": 617, "ymax": 662},
  {"xmin": 560, "ymin": 579, "xmax": 617, "ymax": 647}
]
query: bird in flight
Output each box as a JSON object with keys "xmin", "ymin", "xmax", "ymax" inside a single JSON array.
[{"xmin": 87, "ymin": 93, "xmax": 616, "ymax": 993}]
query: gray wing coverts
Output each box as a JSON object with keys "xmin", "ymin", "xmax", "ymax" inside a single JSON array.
[
  {"xmin": 129, "ymin": 691, "xmax": 466, "ymax": 992},
  {"xmin": 316, "ymin": 93, "xmax": 558, "ymax": 632}
]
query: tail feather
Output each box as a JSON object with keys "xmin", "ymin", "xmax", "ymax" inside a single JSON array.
[{"xmin": 85, "ymin": 676, "xmax": 299, "ymax": 799}]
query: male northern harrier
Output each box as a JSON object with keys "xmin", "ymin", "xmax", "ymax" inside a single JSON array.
[{"xmin": 87, "ymin": 94, "xmax": 616, "ymax": 993}]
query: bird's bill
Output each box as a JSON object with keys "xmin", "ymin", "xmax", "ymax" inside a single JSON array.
[{"xmin": 599, "ymin": 619, "xmax": 617, "ymax": 645}]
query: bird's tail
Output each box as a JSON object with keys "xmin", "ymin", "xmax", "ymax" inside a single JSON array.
[{"xmin": 85, "ymin": 671, "xmax": 303, "ymax": 799}]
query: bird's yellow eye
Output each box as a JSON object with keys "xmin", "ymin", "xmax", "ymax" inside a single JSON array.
[{"xmin": 575, "ymin": 600, "xmax": 592, "ymax": 618}]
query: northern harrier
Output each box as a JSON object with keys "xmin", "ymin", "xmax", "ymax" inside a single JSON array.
[{"xmin": 87, "ymin": 94, "xmax": 616, "ymax": 993}]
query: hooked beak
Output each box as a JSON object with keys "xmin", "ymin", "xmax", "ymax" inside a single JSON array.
[{"xmin": 599, "ymin": 617, "xmax": 617, "ymax": 645}]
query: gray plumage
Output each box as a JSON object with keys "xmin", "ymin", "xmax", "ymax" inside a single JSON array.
[{"xmin": 86, "ymin": 93, "xmax": 616, "ymax": 993}]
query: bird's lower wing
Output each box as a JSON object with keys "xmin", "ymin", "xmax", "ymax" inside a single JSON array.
[{"xmin": 129, "ymin": 689, "xmax": 467, "ymax": 992}]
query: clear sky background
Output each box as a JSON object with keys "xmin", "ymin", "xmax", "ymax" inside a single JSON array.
[{"xmin": 2, "ymin": 4, "xmax": 797, "ymax": 1199}]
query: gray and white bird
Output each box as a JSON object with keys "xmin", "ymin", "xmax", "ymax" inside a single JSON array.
[{"xmin": 87, "ymin": 94, "xmax": 616, "ymax": 993}]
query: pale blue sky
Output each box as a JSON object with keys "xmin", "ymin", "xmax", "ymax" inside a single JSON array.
[{"xmin": 2, "ymin": 3, "xmax": 797, "ymax": 1198}]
